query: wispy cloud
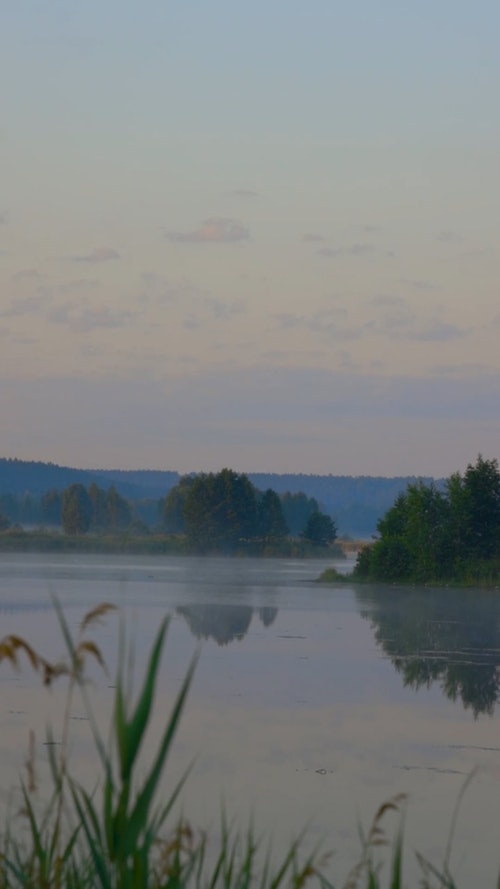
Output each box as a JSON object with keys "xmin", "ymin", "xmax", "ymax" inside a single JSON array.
[
  {"xmin": 302, "ymin": 233, "xmax": 324, "ymax": 243},
  {"xmin": 11, "ymin": 268, "xmax": 45, "ymax": 281},
  {"xmin": 48, "ymin": 303, "xmax": 134, "ymax": 332},
  {"xmin": 406, "ymin": 320, "xmax": 467, "ymax": 342},
  {"xmin": 437, "ymin": 230, "xmax": 462, "ymax": 244},
  {"xmin": 399, "ymin": 278, "xmax": 436, "ymax": 291},
  {"xmin": 140, "ymin": 272, "xmax": 208, "ymax": 306},
  {"xmin": 318, "ymin": 243, "xmax": 381, "ymax": 258},
  {"xmin": 204, "ymin": 297, "xmax": 246, "ymax": 320},
  {"xmin": 165, "ymin": 218, "xmax": 250, "ymax": 244},
  {"xmin": 274, "ymin": 301, "xmax": 469, "ymax": 345},
  {"xmin": 274, "ymin": 310, "xmax": 363, "ymax": 342},
  {"xmin": 373, "ymin": 304, "xmax": 469, "ymax": 342},
  {"xmin": 0, "ymin": 295, "xmax": 45, "ymax": 318},
  {"xmin": 70, "ymin": 247, "xmax": 121, "ymax": 263}
]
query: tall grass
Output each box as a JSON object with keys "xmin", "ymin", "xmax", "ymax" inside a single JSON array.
[
  {"xmin": 0, "ymin": 603, "xmax": 328, "ymax": 889},
  {"xmin": 0, "ymin": 603, "xmax": 490, "ymax": 888}
]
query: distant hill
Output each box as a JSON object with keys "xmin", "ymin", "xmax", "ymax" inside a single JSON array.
[
  {"xmin": 0, "ymin": 458, "xmax": 437, "ymax": 537},
  {"xmin": 0, "ymin": 459, "xmax": 179, "ymax": 501},
  {"xmin": 247, "ymin": 473, "xmax": 437, "ymax": 538}
]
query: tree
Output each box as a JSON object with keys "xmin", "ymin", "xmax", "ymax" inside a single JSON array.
[
  {"xmin": 183, "ymin": 469, "xmax": 257, "ymax": 551},
  {"xmin": 41, "ymin": 489, "xmax": 62, "ymax": 526},
  {"xmin": 88, "ymin": 483, "xmax": 108, "ymax": 529},
  {"xmin": 106, "ymin": 485, "xmax": 132, "ymax": 531},
  {"xmin": 354, "ymin": 455, "xmax": 500, "ymax": 582},
  {"xmin": 461, "ymin": 455, "xmax": 500, "ymax": 559},
  {"xmin": 162, "ymin": 475, "xmax": 195, "ymax": 533},
  {"xmin": 257, "ymin": 489, "xmax": 288, "ymax": 542},
  {"xmin": 302, "ymin": 511, "xmax": 337, "ymax": 546},
  {"xmin": 61, "ymin": 484, "xmax": 92, "ymax": 535}
]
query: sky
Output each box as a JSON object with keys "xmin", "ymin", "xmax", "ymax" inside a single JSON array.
[{"xmin": 1, "ymin": 0, "xmax": 500, "ymax": 477}]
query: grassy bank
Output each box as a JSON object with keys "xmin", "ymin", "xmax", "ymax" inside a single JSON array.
[
  {"xmin": 0, "ymin": 529, "xmax": 344, "ymax": 559},
  {"xmin": 316, "ymin": 564, "xmax": 500, "ymax": 589}
]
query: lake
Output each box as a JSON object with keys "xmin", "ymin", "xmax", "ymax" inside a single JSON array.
[{"xmin": 1, "ymin": 553, "xmax": 500, "ymax": 885}]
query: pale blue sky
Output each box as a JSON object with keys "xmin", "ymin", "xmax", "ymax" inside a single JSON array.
[{"xmin": 1, "ymin": 1, "xmax": 499, "ymax": 475}]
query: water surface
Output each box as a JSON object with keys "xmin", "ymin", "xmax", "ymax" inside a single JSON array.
[{"xmin": 1, "ymin": 554, "xmax": 500, "ymax": 884}]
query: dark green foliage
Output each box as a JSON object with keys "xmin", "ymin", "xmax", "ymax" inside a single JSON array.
[
  {"xmin": 0, "ymin": 512, "xmax": 11, "ymax": 532},
  {"xmin": 161, "ymin": 475, "xmax": 195, "ymax": 533},
  {"xmin": 105, "ymin": 485, "xmax": 132, "ymax": 531},
  {"xmin": 257, "ymin": 489, "xmax": 289, "ymax": 541},
  {"xmin": 302, "ymin": 511, "xmax": 337, "ymax": 546},
  {"xmin": 61, "ymin": 484, "xmax": 92, "ymax": 535},
  {"xmin": 19, "ymin": 492, "xmax": 38, "ymax": 525},
  {"xmin": 183, "ymin": 469, "xmax": 257, "ymax": 552},
  {"xmin": 88, "ymin": 482, "xmax": 109, "ymax": 529},
  {"xmin": 355, "ymin": 455, "xmax": 500, "ymax": 584},
  {"xmin": 40, "ymin": 488, "xmax": 62, "ymax": 526}
]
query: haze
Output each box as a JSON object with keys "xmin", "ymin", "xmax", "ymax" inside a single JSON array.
[{"xmin": 1, "ymin": 1, "xmax": 499, "ymax": 477}]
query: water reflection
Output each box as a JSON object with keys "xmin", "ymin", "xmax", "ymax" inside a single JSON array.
[
  {"xmin": 176, "ymin": 604, "xmax": 278, "ymax": 646},
  {"xmin": 357, "ymin": 586, "xmax": 500, "ymax": 717}
]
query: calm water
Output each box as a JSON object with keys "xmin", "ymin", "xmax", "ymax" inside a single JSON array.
[{"xmin": 1, "ymin": 554, "xmax": 500, "ymax": 884}]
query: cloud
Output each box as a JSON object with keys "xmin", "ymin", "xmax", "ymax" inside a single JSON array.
[
  {"xmin": 47, "ymin": 302, "xmax": 135, "ymax": 332},
  {"xmin": 11, "ymin": 268, "xmax": 44, "ymax": 281},
  {"xmin": 0, "ymin": 211, "xmax": 8, "ymax": 225},
  {"xmin": 165, "ymin": 218, "xmax": 250, "ymax": 244},
  {"xmin": 399, "ymin": 278, "xmax": 436, "ymax": 291},
  {"xmin": 273, "ymin": 301, "xmax": 470, "ymax": 345},
  {"xmin": 0, "ymin": 295, "xmax": 46, "ymax": 318},
  {"xmin": 273, "ymin": 310, "xmax": 364, "ymax": 342},
  {"xmin": 437, "ymin": 230, "xmax": 462, "ymax": 244},
  {"xmin": 406, "ymin": 320, "xmax": 466, "ymax": 342},
  {"xmin": 318, "ymin": 243, "xmax": 378, "ymax": 258},
  {"xmin": 302, "ymin": 233, "xmax": 325, "ymax": 243},
  {"xmin": 204, "ymin": 297, "xmax": 246, "ymax": 320},
  {"xmin": 70, "ymin": 247, "xmax": 121, "ymax": 263}
]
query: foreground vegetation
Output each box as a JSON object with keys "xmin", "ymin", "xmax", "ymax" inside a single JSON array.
[
  {"xmin": 319, "ymin": 456, "xmax": 500, "ymax": 586},
  {"xmin": 0, "ymin": 603, "xmax": 494, "ymax": 888}
]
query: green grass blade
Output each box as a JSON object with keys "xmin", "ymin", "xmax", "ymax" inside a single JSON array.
[
  {"xmin": 389, "ymin": 827, "xmax": 403, "ymax": 889},
  {"xmin": 70, "ymin": 784, "xmax": 112, "ymax": 889},
  {"xmin": 121, "ymin": 617, "xmax": 170, "ymax": 783},
  {"xmin": 122, "ymin": 653, "xmax": 198, "ymax": 852}
]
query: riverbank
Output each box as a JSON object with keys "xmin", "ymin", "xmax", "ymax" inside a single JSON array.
[{"xmin": 0, "ymin": 528, "xmax": 344, "ymax": 559}]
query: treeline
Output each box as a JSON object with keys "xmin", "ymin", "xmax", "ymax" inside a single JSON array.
[
  {"xmin": 160, "ymin": 469, "xmax": 336, "ymax": 552},
  {"xmin": 0, "ymin": 487, "xmax": 157, "ymax": 531},
  {"xmin": 0, "ymin": 458, "xmax": 437, "ymax": 536},
  {"xmin": 0, "ymin": 469, "xmax": 338, "ymax": 555},
  {"xmin": 354, "ymin": 455, "xmax": 500, "ymax": 584}
]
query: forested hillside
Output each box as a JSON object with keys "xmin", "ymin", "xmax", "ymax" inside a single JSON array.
[{"xmin": 0, "ymin": 458, "xmax": 436, "ymax": 536}]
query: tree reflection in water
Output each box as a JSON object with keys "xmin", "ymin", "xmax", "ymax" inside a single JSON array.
[
  {"xmin": 177, "ymin": 604, "xmax": 278, "ymax": 646},
  {"xmin": 356, "ymin": 586, "xmax": 500, "ymax": 717}
]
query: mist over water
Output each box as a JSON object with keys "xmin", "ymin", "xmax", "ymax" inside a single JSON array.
[{"xmin": 1, "ymin": 554, "xmax": 500, "ymax": 884}]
